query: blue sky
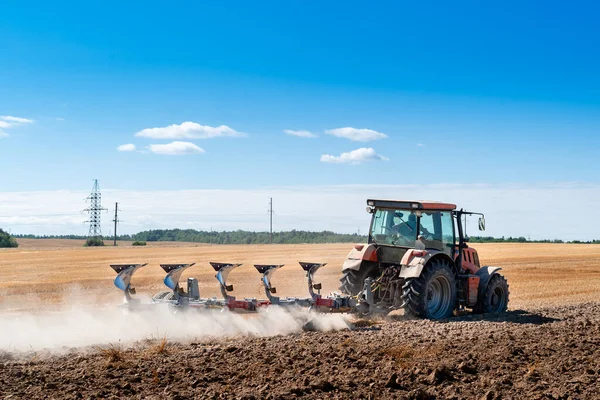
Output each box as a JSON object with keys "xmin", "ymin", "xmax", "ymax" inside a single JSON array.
[{"xmin": 1, "ymin": 1, "xmax": 600, "ymax": 237}]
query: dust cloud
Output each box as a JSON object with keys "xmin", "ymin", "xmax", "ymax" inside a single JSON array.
[{"xmin": 0, "ymin": 290, "xmax": 350, "ymax": 352}]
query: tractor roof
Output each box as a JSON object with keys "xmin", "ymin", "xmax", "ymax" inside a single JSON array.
[{"xmin": 366, "ymin": 199, "xmax": 457, "ymax": 211}]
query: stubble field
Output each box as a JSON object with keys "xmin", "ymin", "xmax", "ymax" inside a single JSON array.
[
  {"xmin": 2, "ymin": 240, "xmax": 600, "ymax": 399},
  {"xmin": 2, "ymin": 239, "xmax": 600, "ymax": 310}
]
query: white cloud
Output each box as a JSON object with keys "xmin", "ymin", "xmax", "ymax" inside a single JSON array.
[
  {"xmin": 148, "ymin": 141, "xmax": 205, "ymax": 155},
  {"xmin": 117, "ymin": 143, "xmax": 136, "ymax": 152},
  {"xmin": 320, "ymin": 147, "xmax": 389, "ymax": 164},
  {"xmin": 1, "ymin": 182, "xmax": 600, "ymax": 240},
  {"xmin": 0, "ymin": 115, "xmax": 35, "ymax": 138},
  {"xmin": 284, "ymin": 129, "xmax": 318, "ymax": 138},
  {"xmin": 0, "ymin": 116, "xmax": 34, "ymax": 124},
  {"xmin": 325, "ymin": 127, "xmax": 387, "ymax": 142},
  {"xmin": 135, "ymin": 121, "xmax": 244, "ymax": 139},
  {"xmin": 417, "ymin": 143, "xmax": 425, "ymax": 147}
]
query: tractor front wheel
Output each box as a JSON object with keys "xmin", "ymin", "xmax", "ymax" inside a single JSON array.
[
  {"xmin": 401, "ymin": 259, "xmax": 457, "ymax": 320},
  {"xmin": 474, "ymin": 274, "xmax": 509, "ymax": 314}
]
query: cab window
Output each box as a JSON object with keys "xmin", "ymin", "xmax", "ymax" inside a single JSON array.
[{"xmin": 418, "ymin": 211, "xmax": 454, "ymax": 256}]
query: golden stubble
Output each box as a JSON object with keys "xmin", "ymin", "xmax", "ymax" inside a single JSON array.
[{"xmin": 1, "ymin": 239, "xmax": 599, "ymax": 312}]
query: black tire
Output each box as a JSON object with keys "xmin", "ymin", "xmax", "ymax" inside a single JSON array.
[
  {"xmin": 474, "ymin": 274, "xmax": 509, "ymax": 314},
  {"xmin": 401, "ymin": 258, "xmax": 457, "ymax": 320},
  {"xmin": 339, "ymin": 262, "xmax": 380, "ymax": 296}
]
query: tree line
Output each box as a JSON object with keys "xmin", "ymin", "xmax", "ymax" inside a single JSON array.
[
  {"xmin": 130, "ymin": 229, "xmax": 368, "ymax": 244},
  {"xmin": 12, "ymin": 229, "xmax": 368, "ymax": 244},
  {"xmin": 7, "ymin": 230, "xmax": 600, "ymax": 245}
]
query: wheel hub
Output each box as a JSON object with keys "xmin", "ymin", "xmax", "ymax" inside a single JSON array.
[{"xmin": 426, "ymin": 275, "xmax": 452, "ymax": 319}]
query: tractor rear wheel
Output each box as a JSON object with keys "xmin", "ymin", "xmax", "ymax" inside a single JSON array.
[
  {"xmin": 401, "ymin": 259, "xmax": 457, "ymax": 320},
  {"xmin": 474, "ymin": 274, "xmax": 509, "ymax": 314},
  {"xmin": 339, "ymin": 261, "xmax": 380, "ymax": 296}
]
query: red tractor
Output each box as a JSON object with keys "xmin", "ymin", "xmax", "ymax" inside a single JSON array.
[{"xmin": 339, "ymin": 199, "xmax": 509, "ymax": 319}]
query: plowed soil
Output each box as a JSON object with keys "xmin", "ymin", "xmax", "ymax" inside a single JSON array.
[
  {"xmin": 1, "ymin": 240, "xmax": 600, "ymax": 399},
  {"xmin": 2, "ymin": 304, "xmax": 600, "ymax": 399}
]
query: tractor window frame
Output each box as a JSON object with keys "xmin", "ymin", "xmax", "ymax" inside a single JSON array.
[{"xmin": 440, "ymin": 211, "xmax": 455, "ymax": 257}]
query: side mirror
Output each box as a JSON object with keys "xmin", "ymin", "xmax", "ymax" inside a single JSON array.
[
  {"xmin": 478, "ymin": 217, "xmax": 485, "ymax": 231},
  {"xmin": 366, "ymin": 206, "xmax": 375, "ymax": 214}
]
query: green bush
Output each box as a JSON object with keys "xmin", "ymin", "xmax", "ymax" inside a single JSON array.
[
  {"xmin": 0, "ymin": 229, "xmax": 18, "ymax": 248},
  {"xmin": 132, "ymin": 241, "xmax": 147, "ymax": 246},
  {"xmin": 84, "ymin": 237, "xmax": 105, "ymax": 247}
]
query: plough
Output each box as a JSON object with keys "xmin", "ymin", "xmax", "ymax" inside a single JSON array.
[{"xmin": 110, "ymin": 262, "xmax": 363, "ymax": 314}]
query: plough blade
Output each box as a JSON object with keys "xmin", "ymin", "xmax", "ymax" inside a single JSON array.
[
  {"xmin": 110, "ymin": 263, "xmax": 147, "ymax": 304},
  {"xmin": 298, "ymin": 262, "xmax": 356, "ymax": 311},
  {"xmin": 159, "ymin": 263, "xmax": 199, "ymax": 304},
  {"xmin": 254, "ymin": 264, "xmax": 313, "ymax": 307},
  {"xmin": 299, "ymin": 262, "xmax": 326, "ymax": 299},
  {"xmin": 210, "ymin": 262, "xmax": 269, "ymax": 311},
  {"xmin": 210, "ymin": 262, "xmax": 242, "ymax": 299},
  {"xmin": 254, "ymin": 264, "xmax": 284, "ymax": 298},
  {"xmin": 161, "ymin": 263, "xmax": 196, "ymax": 291}
]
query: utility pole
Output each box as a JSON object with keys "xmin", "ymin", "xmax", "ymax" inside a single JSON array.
[
  {"xmin": 112, "ymin": 202, "xmax": 120, "ymax": 246},
  {"xmin": 269, "ymin": 198, "xmax": 273, "ymax": 244}
]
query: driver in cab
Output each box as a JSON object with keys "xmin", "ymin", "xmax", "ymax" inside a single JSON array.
[
  {"xmin": 391, "ymin": 212, "xmax": 417, "ymax": 238},
  {"xmin": 390, "ymin": 212, "xmax": 432, "ymax": 244}
]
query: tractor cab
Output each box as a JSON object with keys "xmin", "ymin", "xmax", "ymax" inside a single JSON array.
[
  {"xmin": 365, "ymin": 199, "xmax": 485, "ymax": 274},
  {"xmin": 367, "ymin": 200, "xmax": 456, "ymax": 254}
]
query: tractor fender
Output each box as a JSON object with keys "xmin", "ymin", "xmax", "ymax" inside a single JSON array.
[
  {"xmin": 342, "ymin": 243, "xmax": 377, "ymax": 271},
  {"xmin": 399, "ymin": 250, "xmax": 452, "ymax": 279},
  {"xmin": 475, "ymin": 266, "xmax": 503, "ymax": 293}
]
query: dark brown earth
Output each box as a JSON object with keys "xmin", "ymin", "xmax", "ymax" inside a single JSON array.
[{"xmin": 2, "ymin": 303, "xmax": 600, "ymax": 400}]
